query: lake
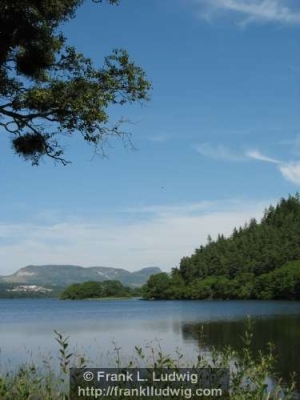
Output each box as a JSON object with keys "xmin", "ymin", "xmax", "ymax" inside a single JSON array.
[{"xmin": 0, "ymin": 298, "xmax": 299, "ymax": 394}]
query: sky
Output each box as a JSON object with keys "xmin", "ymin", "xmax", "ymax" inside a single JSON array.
[{"xmin": 0, "ymin": 0, "xmax": 300, "ymax": 275}]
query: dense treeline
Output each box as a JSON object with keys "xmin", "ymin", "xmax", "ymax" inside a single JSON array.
[
  {"xmin": 60, "ymin": 280, "xmax": 140, "ymax": 300},
  {"xmin": 142, "ymin": 195, "xmax": 300, "ymax": 300}
]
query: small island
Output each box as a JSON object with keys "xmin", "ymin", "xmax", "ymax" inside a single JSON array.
[{"xmin": 60, "ymin": 280, "xmax": 140, "ymax": 300}]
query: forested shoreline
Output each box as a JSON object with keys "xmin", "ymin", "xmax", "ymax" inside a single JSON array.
[
  {"xmin": 142, "ymin": 195, "xmax": 300, "ymax": 300},
  {"xmin": 60, "ymin": 280, "xmax": 140, "ymax": 300}
]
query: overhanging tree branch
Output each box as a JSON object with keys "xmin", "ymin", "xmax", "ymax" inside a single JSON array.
[{"xmin": 0, "ymin": 0, "xmax": 151, "ymax": 165}]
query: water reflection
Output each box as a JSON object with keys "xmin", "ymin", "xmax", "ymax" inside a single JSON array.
[
  {"xmin": 181, "ymin": 316, "xmax": 300, "ymax": 392},
  {"xmin": 1, "ymin": 299, "xmax": 299, "ymax": 395}
]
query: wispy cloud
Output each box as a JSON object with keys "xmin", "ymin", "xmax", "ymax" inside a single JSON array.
[
  {"xmin": 0, "ymin": 199, "xmax": 268, "ymax": 275},
  {"xmin": 246, "ymin": 149, "xmax": 282, "ymax": 164},
  {"xmin": 123, "ymin": 199, "xmax": 260, "ymax": 217},
  {"xmin": 195, "ymin": 141, "xmax": 300, "ymax": 186},
  {"xmin": 124, "ymin": 201, "xmax": 217, "ymax": 216},
  {"xmin": 195, "ymin": 143, "xmax": 244, "ymax": 161},
  {"xmin": 194, "ymin": 0, "xmax": 300, "ymax": 26},
  {"xmin": 279, "ymin": 162, "xmax": 300, "ymax": 185},
  {"xmin": 195, "ymin": 143, "xmax": 300, "ymax": 186},
  {"xmin": 246, "ymin": 148, "xmax": 300, "ymax": 185}
]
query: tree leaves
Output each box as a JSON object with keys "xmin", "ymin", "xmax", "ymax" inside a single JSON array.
[{"xmin": 0, "ymin": 0, "xmax": 151, "ymax": 164}]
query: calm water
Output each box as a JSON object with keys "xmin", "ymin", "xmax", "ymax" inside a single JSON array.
[{"xmin": 0, "ymin": 299, "xmax": 300, "ymax": 391}]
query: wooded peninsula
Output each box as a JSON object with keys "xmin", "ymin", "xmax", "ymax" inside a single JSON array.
[
  {"xmin": 60, "ymin": 195, "xmax": 300, "ymax": 301},
  {"xmin": 142, "ymin": 194, "xmax": 300, "ymax": 300}
]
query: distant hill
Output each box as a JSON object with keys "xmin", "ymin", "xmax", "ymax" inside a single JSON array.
[{"xmin": 0, "ymin": 265, "xmax": 162, "ymax": 288}]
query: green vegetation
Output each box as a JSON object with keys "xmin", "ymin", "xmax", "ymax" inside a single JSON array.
[
  {"xmin": 142, "ymin": 195, "xmax": 300, "ymax": 300},
  {"xmin": 0, "ymin": 265, "xmax": 161, "ymax": 288},
  {"xmin": 60, "ymin": 280, "xmax": 140, "ymax": 300},
  {"xmin": 0, "ymin": 283, "xmax": 64, "ymax": 299},
  {"xmin": 0, "ymin": 321, "xmax": 297, "ymax": 399},
  {"xmin": 0, "ymin": 0, "xmax": 151, "ymax": 165}
]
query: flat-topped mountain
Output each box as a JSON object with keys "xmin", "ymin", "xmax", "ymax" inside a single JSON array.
[{"xmin": 0, "ymin": 265, "xmax": 162, "ymax": 288}]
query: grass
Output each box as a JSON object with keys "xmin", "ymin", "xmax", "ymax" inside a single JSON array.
[{"xmin": 0, "ymin": 319, "xmax": 297, "ymax": 400}]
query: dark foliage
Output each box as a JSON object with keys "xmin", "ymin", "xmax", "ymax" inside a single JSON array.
[
  {"xmin": 0, "ymin": 0, "xmax": 151, "ymax": 164},
  {"xmin": 60, "ymin": 279, "xmax": 140, "ymax": 299},
  {"xmin": 142, "ymin": 194, "xmax": 300, "ymax": 300}
]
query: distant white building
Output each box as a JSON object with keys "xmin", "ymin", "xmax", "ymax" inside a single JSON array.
[{"xmin": 7, "ymin": 285, "xmax": 52, "ymax": 293}]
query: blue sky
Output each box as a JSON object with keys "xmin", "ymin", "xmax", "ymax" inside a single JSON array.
[{"xmin": 0, "ymin": 0, "xmax": 300, "ymax": 274}]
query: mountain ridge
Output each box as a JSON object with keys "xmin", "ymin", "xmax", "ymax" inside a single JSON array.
[{"xmin": 0, "ymin": 265, "xmax": 162, "ymax": 287}]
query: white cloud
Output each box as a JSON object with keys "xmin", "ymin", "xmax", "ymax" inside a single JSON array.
[
  {"xmin": 279, "ymin": 162, "xmax": 300, "ymax": 185},
  {"xmin": 194, "ymin": 0, "xmax": 300, "ymax": 26},
  {"xmin": 246, "ymin": 149, "xmax": 282, "ymax": 164},
  {"xmin": 194, "ymin": 144, "xmax": 300, "ymax": 186},
  {"xmin": 246, "ymin": 148, "xmax": 300, "ymax": 185},
  {"xmin": 195, "ymin": 143, "xmax": 244, "ymax": 161},
  {"xmin": 124, "ymin": 200, "xmax": 221, "ymax": 216},
  {"xmin": 0, "ymin": 199, "xmax": 268, "ymax": 276}
]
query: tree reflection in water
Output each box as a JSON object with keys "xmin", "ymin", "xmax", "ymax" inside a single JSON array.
[{"xmin": 181, "ymin": 316, "xmax": 300, "ymax": 394}]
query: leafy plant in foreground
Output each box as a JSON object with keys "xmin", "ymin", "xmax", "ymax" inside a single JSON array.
[{"xmin": 0, "ymin": 321, "xmax": 297, "ymax": 399}]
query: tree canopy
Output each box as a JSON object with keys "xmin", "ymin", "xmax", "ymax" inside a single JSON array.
[
  {"xmin": 60, "ymin": 280, "xmax": 140, "ymax": 299},
  {"xmin": 0, "ymin": 0, "xmax": 151, "ymax": 165},
  {"xmin": 142, "ymin": 194, "xmax": 300, "ymax": 300}
]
